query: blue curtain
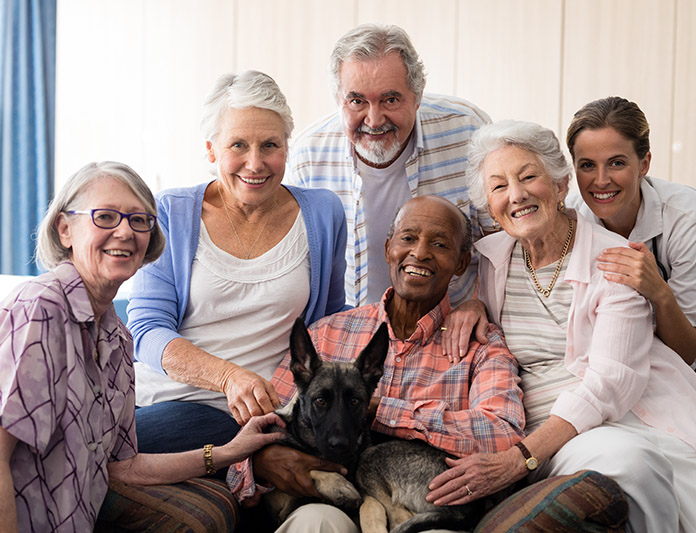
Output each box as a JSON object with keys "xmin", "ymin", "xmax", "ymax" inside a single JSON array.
[{"xmin": 0, "ymin": 0, "xmax": 56, "ymax": 275}]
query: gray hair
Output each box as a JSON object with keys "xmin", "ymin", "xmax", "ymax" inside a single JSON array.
[
  {"xmin": 387, "ymin": 197, "xmax": 473, "ymax": 254},
  {"xmin": 329, "ymin": 24, "xmax": 426, "ymax": 103},
  {"xmin": 36, "ymin": 161, "xmax": 166, "ymax": 270},
  {"xmin": 200, "ymin": 70, "xmax": 294, "ymax": 144},
  {"xmin": 467, "ymin": 120, "xmax": 573, "ymax": 210}
]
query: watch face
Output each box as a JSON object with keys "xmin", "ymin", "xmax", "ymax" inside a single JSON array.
[{"xmin": 526, "ymin": 457, "xmax": 539, "ymax": 470}]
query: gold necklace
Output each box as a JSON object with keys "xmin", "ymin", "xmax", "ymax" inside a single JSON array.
[
  {"xmin": 523, "ymin": 217, "xmax": 575, "ymax": 298},
  {"xmin": 217, "ymin": 183, "xmax": 276, "ymax": 260}
]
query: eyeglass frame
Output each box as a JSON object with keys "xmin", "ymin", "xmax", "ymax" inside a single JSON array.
[{"xmin": 66, "ymin": 208, "xmax": 158, "ymax": 233}]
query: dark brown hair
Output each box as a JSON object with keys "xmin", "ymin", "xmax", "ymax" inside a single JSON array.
[{"xmin": 566, "ymin": 96, "xmax": 650, "ymax": 160}]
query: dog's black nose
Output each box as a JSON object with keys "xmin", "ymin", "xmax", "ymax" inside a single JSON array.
[{"xmin": 327, "ymin": 435, "xmax": 350, "ymax": 454}]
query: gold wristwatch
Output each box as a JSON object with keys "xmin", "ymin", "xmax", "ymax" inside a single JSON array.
[{"xmin": 515, "ymin": 441, "xmax": 538, "ymax": 471}]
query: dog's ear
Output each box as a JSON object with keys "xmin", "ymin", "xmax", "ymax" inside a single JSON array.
[
  {"xmin": 354, "ymin": 322, "xmax": 389, "ymax": 392},
  {"xmin": 289, "ymin": 317, "xmax": 323, "ymax": 389}
]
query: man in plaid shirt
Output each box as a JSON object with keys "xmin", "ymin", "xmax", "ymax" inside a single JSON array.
[{"xmin": 229, "ymin": 196, "xmax": 524, "ymax": 532}]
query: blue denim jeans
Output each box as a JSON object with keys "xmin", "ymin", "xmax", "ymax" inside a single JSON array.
[{"xmin": 135, "ymin": 401, "xmax": 241, "ymax": 453}]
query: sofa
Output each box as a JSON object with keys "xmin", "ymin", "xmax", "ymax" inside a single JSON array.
[{"xmin": 95, "ymin": 469, "xmax": 628, "ymax": 532}]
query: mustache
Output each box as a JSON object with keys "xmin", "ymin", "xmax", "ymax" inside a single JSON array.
[{"xmin": 357, "ymin": 123, "xmax": 398, "ymax": 135}]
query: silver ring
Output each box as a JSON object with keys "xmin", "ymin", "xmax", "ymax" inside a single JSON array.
[{"xmin": 465, "ymin": 484, "xmax": 473, "ymax": 496}]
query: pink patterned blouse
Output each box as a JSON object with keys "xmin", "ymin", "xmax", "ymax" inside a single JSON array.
[{"xmin": 0, "ymin": 262, "xmax": 137, "ymax": 532}]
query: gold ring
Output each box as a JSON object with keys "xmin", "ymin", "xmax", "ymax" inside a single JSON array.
[
  {"xmin": 465, "ymin": 484, "xmax": 473, "ymax": 496},
  {"xmin": 440, "ymin": 327, "xmax": 447, "ymax": 331}
]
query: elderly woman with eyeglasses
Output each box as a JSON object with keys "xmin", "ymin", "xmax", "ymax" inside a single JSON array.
[
  {"xmin": 0, "ymin": 161, "xmax": 284, "ymax": 532},
  {"xmin": 424, "ymin": 121, "xmax": 696, "ymax": 533}
]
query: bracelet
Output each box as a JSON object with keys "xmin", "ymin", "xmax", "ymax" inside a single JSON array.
[{"xmin": 203, "ymin": 444, "xmax": 216, "ymax": 475}]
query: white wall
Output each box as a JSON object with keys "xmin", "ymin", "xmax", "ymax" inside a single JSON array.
[{"xmin": 55, "ymin": 0, "xmax": 696, "ymax": 194}]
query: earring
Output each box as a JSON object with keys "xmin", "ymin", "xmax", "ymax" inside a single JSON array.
[{"xmin": 557, "ymin": 200, "xmax": 565, "ymax": 212}]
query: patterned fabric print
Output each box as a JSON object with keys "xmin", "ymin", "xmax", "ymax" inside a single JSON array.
[
  {"xmin": 287, "ymin": 94, "xmax": 494, "ymax": 307},
  {"xmin": 96, "ymin": 478, "xmax": 238, "ymax": 532},
  {"xmin": 474, "ymin": 470, "xmax": 628, "ymax": 532},
  {"xmin": 501, "ymin": 243, "xmax": 581, "ymax": 433},
  {"xmin": 228, "ymin": 288, "xmax": 525, "ymax": 502},
  {"xmin": 0, "ymin": 262, "xmax": 137, "ymax": 532}
]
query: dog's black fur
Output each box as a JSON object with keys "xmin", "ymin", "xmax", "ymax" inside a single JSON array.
[{"xmin": 263, "ymin": 317, "xmax": 389, "ymax": 524}]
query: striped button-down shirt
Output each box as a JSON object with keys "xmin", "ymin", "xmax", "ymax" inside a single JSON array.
[
  {"xmin": 287, "ymin": 94, "xmax": 494, "ymax": 308},
  {"xmin": 228, "ymin": 289, "xmax": 525, "ymax": 502}
]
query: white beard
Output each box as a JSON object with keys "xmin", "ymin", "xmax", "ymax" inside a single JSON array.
[{"xmin": 355, "ymin": 135, "xmax": 403, "ymax": 166}]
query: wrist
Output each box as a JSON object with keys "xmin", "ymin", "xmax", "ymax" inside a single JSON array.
[{"xmin": 514, "ymin": 441, "xmax": 539, "ymax": 473}]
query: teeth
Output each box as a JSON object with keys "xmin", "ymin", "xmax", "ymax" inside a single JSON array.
[
  {"xmin": 512, "ymin": 206, "xmax": 538, "ymax": 218},
  {"xmin": 105, "ymin": 250, "xmax": 132, "ymax": 257},
  {"xmin": 240, "ymin": 176, "xmax": 267, "ymax": 185},
  {"xmin": 404, "ymin": 266, "xmax": 432, "ymax": 277},
  {"xmin": 592, "ymin": 191, "xmax": 618, "ymax": 200}
]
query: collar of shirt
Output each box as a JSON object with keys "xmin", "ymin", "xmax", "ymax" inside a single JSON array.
[
  {"xmin": 378, "ymin": 286, "xmax": 451, "ymax": 345},
  {"xmin": 54, "ymin": 261, "xmax": 129, "ymax": 365},
  {"xmin": 630, "ymin": 177, "xmax": 663, "ymax": 243}
]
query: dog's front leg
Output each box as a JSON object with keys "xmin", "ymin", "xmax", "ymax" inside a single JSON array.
[
  {"xmin": 309, "ymin": 470, "xmax": 362, "ymax": 509},
  {"xmin": 360, "ymin": 495, "xmax": 389, "ymax": 533}
]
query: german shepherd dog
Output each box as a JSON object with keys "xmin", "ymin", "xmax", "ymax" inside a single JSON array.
[
  {"xmin": 356, "ymin": 439, "xmax": 485, "ymax": 533},
  {"xmin": 265, "ymin": 318, "xmax": 484, "ymax": 532},
  {"xmin": 263, "ymin": 317, "xmax": 390, "ymax": 524}
]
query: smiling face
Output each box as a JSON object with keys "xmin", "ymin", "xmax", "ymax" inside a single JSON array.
[
  {"xmin": 385, "ymin": 197, "xmax": 468, "ymax": 311},
  {"xmin": 338, "ymin": 52, "xmax": 420, "ymax": 167},
  {"xmin": 483, "ymin": 145, "xmax": 568, "ymax": 243},
  {"xmin": 56, "ymin": 177, "xmax": 151, "ymax": 305},
  {"xmin": 207, "ymin": 106, "xmax": 287, "ymax": 207},
  {"xmin": 572, "ymin": 127, "xmax": 650, "ymax": 237}
]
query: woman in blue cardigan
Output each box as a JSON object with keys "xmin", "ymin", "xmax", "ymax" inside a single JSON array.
[{"xmin": 127, "ymin": 71, "xmax": 349, "ymax": 460}]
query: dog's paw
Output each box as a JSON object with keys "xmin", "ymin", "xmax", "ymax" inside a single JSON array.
[{"xmin": 310, "ymin": 470, "xmax": 362, "ymax": 509}]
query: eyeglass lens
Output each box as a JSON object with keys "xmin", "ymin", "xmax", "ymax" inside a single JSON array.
[{"xmin": 92, "ymin": 209, "xmax": 155, "ymax": 231}]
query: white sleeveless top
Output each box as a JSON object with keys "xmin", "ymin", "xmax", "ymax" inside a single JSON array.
[
  {"xmin": 135, "ymin": 212, "xmax": 310, "ymax": 413},
  {"xmin": 501, "ymin": 242, "xmax": 581, "ymax": 434}
]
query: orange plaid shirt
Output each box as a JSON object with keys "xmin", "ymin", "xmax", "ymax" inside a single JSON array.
[{"xmin": 229, "ymin": 289, "xmax": 525, "ymax": 502}]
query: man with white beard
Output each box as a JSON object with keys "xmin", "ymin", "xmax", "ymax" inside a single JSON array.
[{"xmin": 287, "ymin": 24, "xmax": 494, "ymax": 354}]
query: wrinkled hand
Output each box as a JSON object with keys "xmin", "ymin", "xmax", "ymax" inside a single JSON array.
[
  {"xmin": 597, "ymin": 242, "xmax": 667, "ymax": 303},
  {"xmin": 253, "ymin": 444, "xmax": 347, "ymax": 499},
  {"xmin": 426, "ymin": 449, "xmax": 522, "ymax": 506},
  {"xmin": 441, "ymin": 299, "xmax": 489, "ymax": 363},
  {"xmin": 222, "ymin": 412, "xmax": 286, "ymax": 461},
  {"xmin": 221, "ymin": 366, "xmax": 280, "ymax": 425}
]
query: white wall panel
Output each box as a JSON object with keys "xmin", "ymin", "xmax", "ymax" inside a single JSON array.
[
  {"xmin": 561, "ymin": 0, "xmax": 676, "ymax": 182},
  {"xmin": 672, "ymin": 0, "xmax": 696, "ymax": 187},
  {"xmin": 455, "ymin": 0, "xmax": 563, "ymax": 131}
]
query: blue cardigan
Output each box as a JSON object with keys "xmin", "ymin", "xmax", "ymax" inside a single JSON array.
[{"xmin": 127, "ymin": 182, "xmax": 349, "ymax": 373}]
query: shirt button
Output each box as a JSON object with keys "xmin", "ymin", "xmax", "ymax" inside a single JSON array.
[
  {"xmin": 395, "ymin": 357, "xmax": 402, "ymax": 363},
  {"xmin": 389, "ymin": 420, "xmax": 396, "ymax": 427},
  {"xmin": 88, "ymin": 442, "xmax": 98, "ymax": 451},
  {"xmin": 93, "ymin": 385, "xmax": 101, "ymax": 394}
]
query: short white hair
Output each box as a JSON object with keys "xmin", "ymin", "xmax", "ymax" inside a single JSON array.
[
  {"xmin": 200, "ymin": 71, "xmax": 294, "ymax": 144},
  {"xmin": 467, "ymin": 120, "xmax": 573, "ymax": 209},
  {"xmin": 329, "ymin": 24, "xmax": 426, "ymax": 103}
]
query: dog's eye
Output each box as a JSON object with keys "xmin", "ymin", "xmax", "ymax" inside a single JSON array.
[
  {"xmin": 350, "ymin": 398, "xmax": 360, "ymax": 406},
  {"xmin": 314, "ymin": 397, "xmax": 326, "ymax": 407}
]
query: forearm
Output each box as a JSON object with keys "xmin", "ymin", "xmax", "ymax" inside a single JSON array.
[
  {"xmin": 109, "ymin": 444, "xmax": 244, "ymax": 486},
  {"xmin": 161, "ymin": 337, "xmax": 237, "ymax": 393},
  {"xmin": 653, "ymin": 288, "xmax": 696, "ymax": 365},
  {"xmin": 0, "ymin": 465, "xmax": 18, "ymax": 533},
  {"xmin": 0, "ymin": 429, "xmax": 18, "ymax": 533},
  {"xmin": 509, "ymin": 415, "xmax": 578, "ymax": 477},
  {"xmin": 373, "ymin": 397, "xmax": 523, "ymax": 456}
]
